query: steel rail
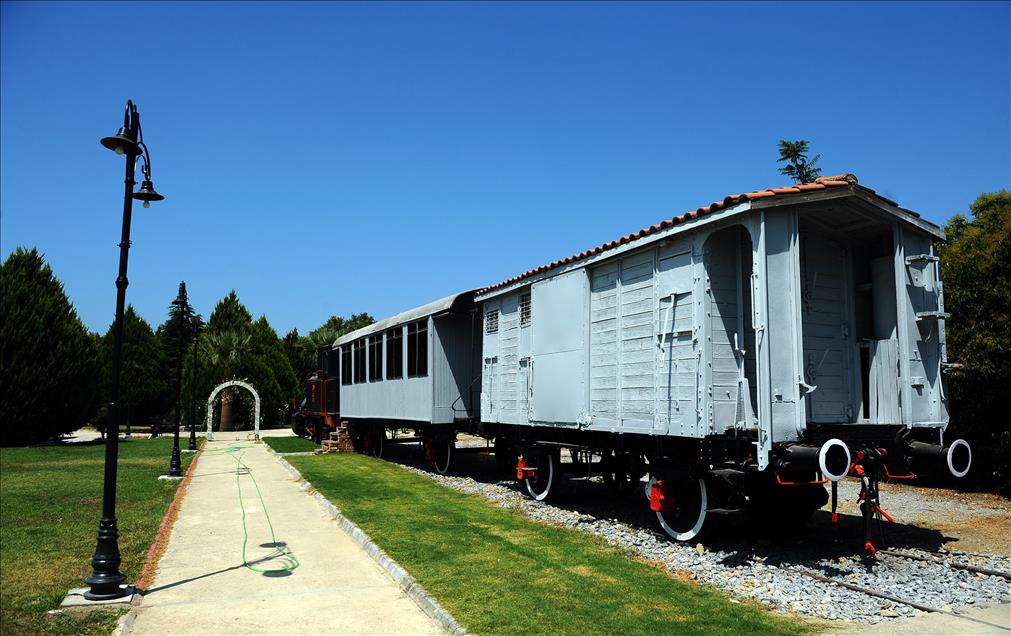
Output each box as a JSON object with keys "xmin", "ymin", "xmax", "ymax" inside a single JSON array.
[
  {"xmin": 879, "ymin": 549, "xmax": 1011, "ymax": 581},
  {"xmin": 783, "ymin": 566, "xmax": 1011, "ymax": 632}
]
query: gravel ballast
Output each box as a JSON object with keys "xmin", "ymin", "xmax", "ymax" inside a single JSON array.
[{"xmin": 378, "ymin": 441, "xmax": 1010, "ymax": 624}]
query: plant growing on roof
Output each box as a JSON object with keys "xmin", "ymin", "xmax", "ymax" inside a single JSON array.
[{"xmin": 777, "ymin": 140, "xmax": 822, "ymax": 184}]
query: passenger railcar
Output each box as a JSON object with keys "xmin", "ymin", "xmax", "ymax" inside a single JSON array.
[
  {"xmin": 334, "ymin": 293, "xmax": 481, "ymax": 469},
  {"xmin": 318, "ymin": 174, "xmax": 970, "ymax": 556}
]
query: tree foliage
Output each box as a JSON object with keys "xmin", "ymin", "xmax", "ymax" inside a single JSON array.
[
  {"xmin": 206, "ymin": 290, "xmax": 253, "ymax": 335},
  {"xmin": 0, "ymin": 248, "xmax": 100, "ymax": 445},
  {"xmin": 777, "ymin": 140, "xmax": 822, "ymax": 184},
  {"xmin": 157, "ymin": 282, "xmax": 197, "ymax": 434},
  {"xmin": 200, "ymin": 329, "xmax": 251, "ymax": 431},
  {"xmin": 940, "ymin": 190, "xmax": 1011, "ymax": 495},
  {"xmin": 97, "ymin": 306, "xmax": 172, "ymax": 433},
  {"xmin": 162, "ymin": 282, "xmax": 196, "ymax": 368},
  {"xmin": 287, "ymin": 313, "xmax": 374, "ymax": 382},
  {"xmin": 195, "ymin": 291, "xmax": 304, "ymax": 430},
  {"xmin": 246, "ymin": 316, "xmax": 298, "ymax": 426}
]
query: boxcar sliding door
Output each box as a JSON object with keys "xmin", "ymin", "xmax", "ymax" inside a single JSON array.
[{"xmin": 530, "ymin": 270, "xmax": 589, "ymax": 425}]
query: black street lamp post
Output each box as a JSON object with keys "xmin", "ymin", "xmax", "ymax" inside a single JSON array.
[
  {"xmin": 167, "ymin": 289, "xmax": 187, "ymax": 478},
  {"xmin": 85, "ymin": 100, "xmax": 164, "ymax": 601},
  {"xmin": 188, "ymin": 315, "xmax": 203, "ymax": 451}
]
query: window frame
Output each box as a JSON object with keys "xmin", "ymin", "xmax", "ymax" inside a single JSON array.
[
  {"xmin": 368, "ymin": 334, "xmax": 383, "ymax": 382},
  {"xmin": 340, "ymin": 345, "xmax": 352, "ymax": 386},
  {"xmin": 485, "ymin": 309, "xmax": 499, "ymax": 334},
  {"xmin": 385, "ymin": 326, "xmax": 404, "ymax": 380},
  {"xmin": 407, "ymin": 319, "xmax": 428, "ymax": 378},
  {"xmin": 353, "ymin": 339, "xmax": 367, "ymax": 384},
  {"xmin": 519, "ymin": 293, "xmax": 531, "ymax": 327}
]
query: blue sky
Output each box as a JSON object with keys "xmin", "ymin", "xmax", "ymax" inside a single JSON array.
[{"xmin": 2, "ymin": 1, "xmax": 1008, "ymax": 336}]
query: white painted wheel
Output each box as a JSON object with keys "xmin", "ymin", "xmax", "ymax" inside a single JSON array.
[
  {"xmin": 373, "ymin": 429, "xmax": 384, "ymax": 459},
  {"xmin": 433, "ymin": 438, "xmax": 453, "ymax": 475},
  {"xmin": 524, "ymin": 450, "xmax": 558, "ymax": 501},
  {"xmin": 655, "ymin": 478, "xmax": 708, "ymax": 542},
  {"xmin": 946, "ymin": 439, "xmax": 971, "ymax": 478},
  {"xmin": 818, "ymin": 438, "xmax": 851, "ymax": 482}
]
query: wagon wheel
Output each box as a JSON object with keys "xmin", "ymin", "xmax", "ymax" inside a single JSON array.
[
  {"xmin": 523, "ymin": 448, "xmax": 560, "ymax": 501},
  {"xmin": 652, "ymin": 477, "xmax": 709, "ymax": 542},
  {"xmin": 432, "ymin": 437, "xmax": 454, "ymax": 475}
]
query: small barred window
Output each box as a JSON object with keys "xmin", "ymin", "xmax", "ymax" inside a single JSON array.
[
  {"xmin": 519, "ymin": 293, "xmax": 531, "ymax": 326},
  {"xmin": 485, "ymin": 310, "xmax": 499, "ymax": 334}
]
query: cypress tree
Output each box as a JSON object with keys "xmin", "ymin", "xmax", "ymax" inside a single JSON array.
[
  {"xmin": 97, "ymin": 306, "xmax": 172, "ymax": 434},
  {"xmin": 0, "ymin": 247, "xmax": 100, "ymax": 445}
]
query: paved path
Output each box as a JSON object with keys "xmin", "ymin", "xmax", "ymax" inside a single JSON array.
[
  {"xmin": 835, "ymin": 603, "xmax": 1011, "ymax": 635},
  {"xmin": 130, "ymin": 435, "xmax": 442, "ymax": 635}
]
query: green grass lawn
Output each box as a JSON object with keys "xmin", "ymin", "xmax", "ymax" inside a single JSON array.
[
  {"xmin": 289, "ymin": 453, "xmax": 810, "ymax": 636},
  {"xmin": 0, "ymin": 437, "xmax": 193, "ymax": 635},
  {"xmin": 262, "ymin": 435, "xmax": 318, "ymax": 453}
]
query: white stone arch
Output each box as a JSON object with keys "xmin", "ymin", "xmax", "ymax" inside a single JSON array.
[{"xmin": 206, "ymin": 380, "xmax": 260, "ymax": 441}]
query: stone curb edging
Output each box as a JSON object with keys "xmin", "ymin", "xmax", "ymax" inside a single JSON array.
[{"xmin": 265, "ymin": 446, "xmax": 468, "ymax": 636}]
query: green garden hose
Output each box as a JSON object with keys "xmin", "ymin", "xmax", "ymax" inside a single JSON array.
[{"xmin": 204, "ymin": 444, "xmax": 300, "ymax": 574}]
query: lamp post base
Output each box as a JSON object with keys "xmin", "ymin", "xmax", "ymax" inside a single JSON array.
[
  {"xmin": 66, "ymin": 585, "xmax": 137, "ymax": 606},
  {"xmin": 85, "ymin": 516, "xmax": 127, "ymax": 600},
  {"xmin": 167, "ymin": 445, "xmax": 182, "ymax": 478}
]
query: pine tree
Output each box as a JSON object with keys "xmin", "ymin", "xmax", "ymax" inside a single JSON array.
[
  {"xmin": 161, "ymin": 282, "xmax": 196, "ymax": 437},
  {"xmin": 0, "ymin": 247, "xmax": 100, "ymax": 445},
  {"xmin": 207, "ymin": 290, "xmax": 253, "ymax": 335}
]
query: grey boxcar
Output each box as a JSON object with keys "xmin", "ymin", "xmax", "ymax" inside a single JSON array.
[{"xmin": 474, "ymin": 174, "xmax": 969, "ymax": 549}]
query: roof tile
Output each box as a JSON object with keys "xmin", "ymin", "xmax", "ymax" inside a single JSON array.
[{"xmin": 476, "ymin": 173, "xmax": 864, "ymax": 295}]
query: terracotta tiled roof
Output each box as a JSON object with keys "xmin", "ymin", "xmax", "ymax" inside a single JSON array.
[{"xmin": 476, "ymin": 173, "xmax": 865, "ymax": 296}]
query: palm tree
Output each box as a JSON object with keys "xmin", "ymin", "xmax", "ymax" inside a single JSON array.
[{"xmin": 201, "ymin": 330, "xmax": 250, "ymax": 431}]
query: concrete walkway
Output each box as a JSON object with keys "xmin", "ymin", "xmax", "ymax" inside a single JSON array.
[
  {"xmin": 836, "ymin": 602, "xmax": 1011, "ymax": 635},
  {"xmin": 129, "ymin": 435, "xmax": 442, "ymax": 635}
]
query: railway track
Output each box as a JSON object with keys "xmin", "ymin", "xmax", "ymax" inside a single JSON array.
[
  {"xmin": 783, "ymin": 559, "xmax": 1011, "ymax": 631},
  {"xmin": 880, "ymin": 548, "xmax": 1011, "ymax": 581}
]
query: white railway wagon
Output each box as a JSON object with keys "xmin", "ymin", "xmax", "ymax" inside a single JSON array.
[{"xmin": 473, "ymin": 174, "xmax": 969, "ymax": 549}]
